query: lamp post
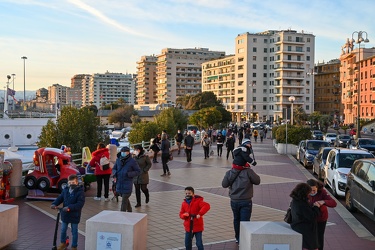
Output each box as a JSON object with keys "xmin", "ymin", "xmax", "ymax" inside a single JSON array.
[
  {"xmin": 21, "ymin": 56, "xmax": 27, "ymax": 110},
  {"xmin": 289, "ymin": 96, "xmax": 295, "ymax": 125},
  {"xmin": 11, "ymin": 74, "xmax": 15, "ymax": 110},
  {"xmin": 351, "ymin": 31, "xmax": 369, "ymax": 138}
]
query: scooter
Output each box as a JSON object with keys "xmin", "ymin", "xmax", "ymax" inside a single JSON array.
[{"xmin": 52, "ymin": 208, "xmax": 69, "ymax": 250}]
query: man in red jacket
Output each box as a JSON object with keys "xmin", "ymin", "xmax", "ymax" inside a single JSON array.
[{"xmin": 179, "ymin": 186, "xmax": 210, "ymax": 250}]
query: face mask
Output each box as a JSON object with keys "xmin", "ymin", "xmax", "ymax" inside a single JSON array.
[
  {"xmin": 69, "ymin": 184, "xmax": 77, "ymax": 189},
  {"xmin": 310, "ymin": 192, "xmax": 317, "ymax": 197},
  {"xmin": 185, "ymin": 195, "xmax": 192, "ymax": 200},
  {"xmin": 121, "ymin": 152, "xmax": 127, "ymax": 157}
]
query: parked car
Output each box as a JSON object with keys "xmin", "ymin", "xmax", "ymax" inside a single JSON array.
[
  {"xmin": 324, "ymin": 148, "xmax": 373, "ymax": 197},
  {"xmin": 334, "ymin": 134, "xmax": 351, "ymax": 148},
  {"xmin": 349, "ymin": 138, "xmax": 375, "ymax": 154},
  {"xmin": 324, "ymin": 133, "xmax": 337, "ymax": 145},
  {"xmin": 296, "ymin": 140, "xmax": 330, "ymax": 168},
  {"xmin": 345, "ymin": 158, "xmax": 375, "ymax": 221},
  {"xmin": 313, "ymin": 147, "xmax": 334, "ymax": 180},
  {"xmin": 350, "ymin": 128, "xmax": 357, "ymax": 136},
  {"xmin": 311, "ymin": 130, "xmax": 324, "ymax": 140}
]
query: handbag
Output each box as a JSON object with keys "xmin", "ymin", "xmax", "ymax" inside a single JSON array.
[
  {"xmin": 99, "ymin": 155, "xmax": 110, "ymax": 171},
  {"xmin": 284, "ymin": 202, "xmax": 292, "ymax": 224}
]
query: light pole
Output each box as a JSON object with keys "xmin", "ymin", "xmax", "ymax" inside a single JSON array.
[
  {"xmin": 11, "ymin": 74, "xmax": 15, "ymax": 110},
  {"xmin": 21, "ymin": 56, "xmax": 27, "ymax": 110},
  {"xmin": 351, "ymin": 31, "xmax": 369, "ymax": 138},
  {"xmin": 289, "ymin": 96, "xmax": 295, "ymax": 125}
]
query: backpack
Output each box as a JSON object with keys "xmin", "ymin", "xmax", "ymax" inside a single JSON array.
[{"xmin": 99, "ymin": 155, "xmax": 110, "ymax": 170}]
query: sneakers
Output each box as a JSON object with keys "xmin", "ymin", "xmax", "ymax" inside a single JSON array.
[
  {"xmin": 57, "ymin": 243, "xmax": 67, "ymax": 250},
  {"xmin": 145, "ymin": 196, "xmax": 149, "ymax": 204},
  {"xmin": 160, "ymin": 173, "xmax": 167, "ymax": 176},
  {"xmin": 167, "ymin": 171, "xmax": 171, "ymax": 176},
  {"xmin": 135, "ymin": 203, "xmax": 141, "ymax": 208},
  {"xmin": 93, "ymin": 197, "xmax": 101, "ymax": 201},
  {"xmin": 104, "ymin": 198, "xmax": 109, "ymax": 202}
]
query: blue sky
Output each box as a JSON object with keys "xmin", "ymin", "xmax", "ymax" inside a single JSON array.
[{"xmin": 0, "ymin": 0, "xmax": 374, "ymax": 91}]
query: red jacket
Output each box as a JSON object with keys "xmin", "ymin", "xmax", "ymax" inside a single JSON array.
[
  {"xmin": 179, "ymin": 195, "xmax": 210, "ymax": 233},
  {"xmin": 308, "ymin": 188, "xmax": 337, "ymax": 222},
  {"xmin": 89, "ymin": 148, "xmax": 111, "ymax": 176}
]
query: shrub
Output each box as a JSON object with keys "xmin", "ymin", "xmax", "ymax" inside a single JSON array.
[{"xmin": 275, "ymin": 125, "xmax": 311, "ymax": 145}]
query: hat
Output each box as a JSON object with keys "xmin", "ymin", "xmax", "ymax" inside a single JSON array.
[
  {"xmin": 121, "ymin": 146, "xmax": 130, "ymax": 152},
  {"xmin": 241, "ymin": 138, "xmax": 252, "ymax": 146}
]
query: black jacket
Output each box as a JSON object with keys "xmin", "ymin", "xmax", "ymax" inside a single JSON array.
[
  {"xmin": 184, "ymin": 135, "xmax": 195, "ymax": 148},
  {"xmin": 226, "ymin": 137, "xmax": 236, "ymax": 150},
  {"xmin": 52, "ymin": 185, "xmax": 85, "ymax": 224},
  {"xmin": 174, "ymin": 133, "xmax": 183, "ymax": 143},
  {"xmin": 232, "ymin": 146, "xmax": 254, "ymax": 166}
]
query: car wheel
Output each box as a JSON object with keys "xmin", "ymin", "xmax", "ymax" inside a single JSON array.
[
  {"xmin": 303, "ymin": 157, "xmax": 308, "ymax": 168},
  {"xmin": 24, "ymin": 176, "xmax": 37, "ymax": 189},
  {"xmin": 345, "ymin": 189, "xmax": 357, "ymax": 212},
  {"xmin": 37, "ymin": 177, "xmax": 50, "ymax": 191},
  {"xmin": 58, "ymin": 179, "xmax": 68, "ymax": 192},
  {"xmin": 331, "ymin": 180, "xmax": 338, "ymax": 197}
]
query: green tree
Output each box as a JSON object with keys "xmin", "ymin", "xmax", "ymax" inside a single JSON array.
[
  {"xmin": 216, "ymin": 106, "xmax": 232, "ymax": 125},
  {"xmin": 154, "ymin": 108, "xmax": 188, "ymax": 134},
  {"xmin": 188, "ymin": 107, "xmax": 222, "ymax": 128},
  {"xmin": 293, "ymin": 106, "xmax": 308, "ymax": 126},
  {"xmin": 309, "ymin": 111, "xmax": 322, "ymax": 129},
  {"xmin": 274, "ymin": 125, "xmax": 311, "ymax": 145},
  {"xmin": 127, "ymin": 121, "xmax": 160, "ymax": 144},
  {"xmin": 177, "ymin": 92, "xmax": 222, "ymax": 110},
  {"xmin": 38, "ymin": 106, "xmax": 104, "ymax": 153},
  {"xmin": 108, "ymin": 105, "xmax": 137, "ymax": 128}
]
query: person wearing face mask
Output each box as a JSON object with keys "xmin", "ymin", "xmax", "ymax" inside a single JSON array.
[
  {"xmin": 174, "ymin": 129, "xmax": 184, "ymax": 155},
  {"xmin": 112, "ymin": 147, "xmax": 141, "ymax": 212},
  {"xmin": 179, "ymin": 186, "xmax": 210, "ymax": 250},
  {"xmin": 307, "ymin": 179, "xmax": 337, "ymax": 250},
  {"xmin": 133, "ymin": 145, "xmax": 152, "ymax": 208},
  {"xmin": 51, "ymin": 174, "xmax": 85, "ymax": 250}
]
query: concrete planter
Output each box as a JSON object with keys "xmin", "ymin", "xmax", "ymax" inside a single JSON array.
[{"xmin": 276, "ymin": 143, "xmax": 297, "ymax": 155}]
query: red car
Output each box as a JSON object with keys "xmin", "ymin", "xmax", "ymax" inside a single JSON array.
[{"xmin": 24, "ymin": 147, "xmax": 81, "ymax": 192}]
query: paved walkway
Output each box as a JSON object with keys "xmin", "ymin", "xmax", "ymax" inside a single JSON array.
[{"xmin": 4, "ymin": 138, "xmax": 375, "ymax": 249}]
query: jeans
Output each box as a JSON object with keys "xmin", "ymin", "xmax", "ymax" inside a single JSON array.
[
  {"xmin": 185, "ymin": 149, "xmax": 192, "ymax": 162},
  {"xmin": 61, "ymin": 222, "xmax": 78, "ymax": 247},
  {"xmin": 185, "ymin": 231, "xmax": 203, "ymax": 250},
  {"xmin": 121, "ymin": 193, "xmax": 132, "ymax": 212},
  {"xmin": 231, "ymin": 200, "xmax": 253, "ymax": 242},
  {"xmin": 161, "ymin": 152, "xmax": 170, "ymax": 174},
  {"xmin": 226, "ymin": 149, "xmax": 234, "ymax": 159},
  {"xmin": 177, "ymin": 142, "xmax": 182, "ymax": 154},
  {"xmin": 96, "ymin": 174, "xmax": 110, "ymax": 198},
  {"xmin": 203, "ymin": 146, "xmax": 209, "ymax": 158},
  {"xmin": 217, "ymin": 144, "xmax": 223, "ymax": 156}
]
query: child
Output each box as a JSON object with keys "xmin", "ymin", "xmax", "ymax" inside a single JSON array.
[
  {"xmin": 179, "ymin": 186, "xmax": 210, "ymax": 250},
  {"xmin": 51, "ymin": 174, "xmax": 85, "ymax": 250}
]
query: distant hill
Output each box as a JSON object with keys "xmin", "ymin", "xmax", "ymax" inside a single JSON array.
[{"xmin": 0, "ymin": 90, "xmax": 36, "ymax": 101}]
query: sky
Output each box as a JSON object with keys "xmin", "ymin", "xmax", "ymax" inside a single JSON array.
[{"xmin": 0, "ymin": 0, "xmax": 374, "ymax": 92}]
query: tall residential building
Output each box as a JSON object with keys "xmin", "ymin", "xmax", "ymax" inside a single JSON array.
[
  {"xmin": 82, "ymin": 71, "xmax": 136, "ymax": 108},
  {"xmin": 202, "ymin": 30, "xmax": 315, "ymax": 123},
  {"xmin": 70, "ymin": 74, "xmax": 90, "ymax": 107},
  {"xmin": 156, "ymin": 48, "xmax": 225, "ymax": 105},
  {"xmin": 340, "ymin": 43, "xmax": 375, "ymax": 124},
  {"xmin": 48, "ymin": 84, "xmax": 68, "ymax": 104},
  {"xmin": 136, "ymin": 55, "xmax": 158, "ymax": 105},
  {"xmin": 314, "ymin": 59, "xmax": 343, "ymax": 119}
]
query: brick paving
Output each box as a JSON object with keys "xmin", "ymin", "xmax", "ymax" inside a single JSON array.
[{"xmin": 3, "ymin": 138, "xmax": 375, "ymax": 249}]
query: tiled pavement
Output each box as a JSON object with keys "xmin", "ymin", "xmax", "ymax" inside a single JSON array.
[{"xmin": 4, "ymin": 139, "xmax": 375, "ymax": 250}]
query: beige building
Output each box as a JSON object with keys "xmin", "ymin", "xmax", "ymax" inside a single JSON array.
[
  {"xmin": 155, "ymin": 48, "xmax": 225, "ymax": 105},
  {"xmin": 136, "ymin": 56, "xmax": 158, "ymax": 105},
  {"xmin": 48, "ymin": 83, "xmax": 68, "ymax": 104},
  {"xmin": 314, "ymin": 59, "xmax": 343, "ymax": 119},
  {"xmin": 203, "ymin": 30, "xmax": 315, "ymax": 123}
]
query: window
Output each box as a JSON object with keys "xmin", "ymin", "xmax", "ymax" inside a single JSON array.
[
  {"xmin": 253, "ymin": 97, "xmax": 256, "ymax": 101},
  {"xmin": 263, "ymin": 89, "xmax": 267, "ymax": 93},
  {"xmin": 306, "ymin": 105, "xmax": 310, "ymax": 110},
  {"xmin": 264, "ymin": 39, "xmax": 267, "ymax": 43},
  {"xmin": 307, "ymin": 47, "xmax": 310, "ymax": 52},
  {"xmin": 238, "ymin": 57, "xmax": 244, "ymax": 62},
  {"xmin": 238, "ymin": 97, "xmax": 244, "ymax": 102},
  {"xmin": 238, "ymin": 89, "xmax": 244, "ymax": 94},
  {"xmin": 287, "ymin": 46, "xmax": 292, "ymax": 51},
  {"xmin": 366, "ymin": 164, "xmax": 375, "ymax": 182},
  {"xmin": 297, "ymin": 55, "xmax": 301, "ymax": 61},
  {"xmin": 263, "ymin": 97, "xmax": 267, "ymax": 101},
  {"xmin": 238, "ymin": 81, "xmax": 244, "ymax": 86},
  {"xmin": 307, "ymin": 56, "xmax": 310, "ymax": 61},
  {"xmin": 263, "ymin": 73, "xmax": 267, "ymax": 77},
  {"xmin": 263, "ymin": 81, "xmax": 267, "ymax": 85},
  {"xmin": 264, "ymin": 57, "xmax": 267, "ymax": 61},
  {"xmin": 253, "ymin": 64, "xmax": 257, "ymax": 69},
  {"xmin": 357, "ymin": 162, "xmax": 370, "ymax": 180},
  {"xmin": 238, "ymin": 48, "xmax": 244, "ymax": 53},
  {"xmin": 264, "ymin": 48, "xmax": 267, "ymax": 53},
  {"xmin": 238, "ymin": 38, "xmax": 244, "ymax": 44},
  {"xmin": 288, "ymin": 55, "xmax": 292, "ymax": 60},
  {"xmin": 253, "ymin": 38, "xmax": 257, "ymax": 42},
  {"xmin": 253, "ymin": 47, "xmax": 257, "ymax": 52},
  {"xmin": 253, "ymin": 89, "xmax": 256, "ymax": 93},
  {"xmin": 264, "ymin": 65, "xmax": 267, "ymax": 70},
  {"xmin": 277, "ymin": 46, "xmax": 281, "ymax": 51},
  {"xmin": 253, "ymin": 73, "xmax": 257, "ymax": 77},
  {"xmin": 307, "ymin": 38, "xmax": 311, "ymax": 42},
  {"xmin": 253, "ymin": 56, "xmax": 257, "ymax": 61},
  {"xmin": 263, "ymin": 105, "xmax": 267, "ymax": 110},
  {"xmin": 238, "ymin": 65, "xmax": 244, "ymax": 70}
]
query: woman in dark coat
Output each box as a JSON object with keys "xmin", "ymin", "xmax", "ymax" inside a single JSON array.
[
  {"xmin": 290, "ymin": 183, "xmax": 321, "ymax": 250},
  {"xmin": 133, "ymin": 145, "xmax": 152, "ymax": 207},
  {"xmin": 160, "ymin": 133, "xmax": 171, "ymax": 176}
]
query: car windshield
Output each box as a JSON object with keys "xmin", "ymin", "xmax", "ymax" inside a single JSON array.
[
  {"xmin": 359, "ymin": 139, "xmax": 375, "ymax": 145},
  {"xmin": 339, "ymin": 135, "xmax": 350, "ymax": 139},
  {"xmin": 306, "ymin": 141, "xmax": 329, "ymax": 150},
  {"xmin": 338, "ymin": 153, "xmax": 373, "ymax": 168},
  {"xmin": 326, "ymin": 134, "xmax": 336, "ymax": 137},
  {"xmin": 313, "ymin": 131, "xmax": 323, "ymax": 135}
]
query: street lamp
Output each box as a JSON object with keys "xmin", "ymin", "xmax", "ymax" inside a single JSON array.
[
  {"xmin": 351, "ymin": 31, "xmax": 369, "ymax": 138},
  {"xmin": 21, "ymin": 56, "xmax": 27, "ymax": 110},
  {"xmin": 11, "ymin": 74, "xmax": 15, "ymax": 110},
  {"xmin": 289, "ymin": 96, "xmax": 295, "ymax": 125}
]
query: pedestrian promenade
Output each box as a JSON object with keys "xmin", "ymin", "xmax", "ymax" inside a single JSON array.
[{"xmin": 4, "ymin": 138, "xmax": 375, "ymax": 249}]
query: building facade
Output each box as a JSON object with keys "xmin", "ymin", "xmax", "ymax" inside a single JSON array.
[
  {"xmin": 136, "ymin": 55, "xmax": 158, "ymax": 105},
  {"xmin": 48, "ymin": 84, "xmax": 68, "ymax": 104},
  {"xmin": 314, "ymin": 59, "xmax": 343, "ymax": 120},
  {"xmin": 202, "ymin": 30, "xmax": 315, "ymax": 123},
  {"xmin": 156, "ymin": 48, "xmax": 225, "ymax": 105}
]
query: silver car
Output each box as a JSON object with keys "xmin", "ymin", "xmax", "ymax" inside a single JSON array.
[
  {"xmin": 313, "ymin": 147, "xmax": 334, "ymax": 180},
  {"xmin": 324, "ymin": 133, "xmax": 337, "ymax": 145}
]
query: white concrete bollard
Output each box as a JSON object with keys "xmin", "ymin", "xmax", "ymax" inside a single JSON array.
[
  {"xmin": 0, "ymin": 204, "xmax": 19, "ymax": 248},
  {"xmin": 240, "ymin": 221, "xmax": 302, "ymax": 250},
  {"xmin": 8, "ymin": 158, "xmax": 28, "ymax": 198},
  {"xmin": 85, "ymin": 210, "xmax": 147, "ymax": 250}
]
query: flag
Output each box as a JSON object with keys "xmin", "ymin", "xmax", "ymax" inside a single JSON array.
[{"xmin": 7, "ymin": 87, "xmax": 16, "ymax": 97}]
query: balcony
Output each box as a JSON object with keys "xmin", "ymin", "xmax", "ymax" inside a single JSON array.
[
  {"xmin": 371, "ymin": 87, "xmax": 375, "ymax": 91},
  {"xmin": 274, "ymin": 66, "xmax": 305, "ymax": 71},
  {"xmin": 333, "ymin": 84, "xmax": 341, "ymax": 88},
  {"xmin": 275, "ymin": 39, "xmax": 305, "ymax": 45},
  {"xmin": 372, "ymin": 100, "xmax": 375, "ymax": 104},
  {"xmin": 274, "ymin": 74, "xmax": 305, "ymax": 80}
]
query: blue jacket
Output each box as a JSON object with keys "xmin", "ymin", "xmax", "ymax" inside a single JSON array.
[
  {"xmin": 112, "ymin": 155, "xmax": 140, "ymax": 195},
  {"xmin": 52, "ymin": 185, "xmax": 85, "ymax": 224}
]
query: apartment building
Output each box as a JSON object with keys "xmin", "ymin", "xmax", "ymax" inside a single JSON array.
[
  {"xmin": 48, "ymin": 83, "xmax": 68, "ymax": 104},
  {"xmin": 156, "ymin": 48, "xmax": 225, "ymax": 105},
  {"xmin": 82, "ymin": 71, "xmax": 136, "ymax": 108},
  {"xmin": 314, "ymin": 59, "xmax": 343, "ymax": 119},
  {"xmin": 340, "ymin": 46, "xmax": 375, "ymax": 124},
  {"xmin": 69, "ymin": 74, "xmax": 90, "ymax": 107},
  {"xmin": 136, "ymin": 56, "xmax": 158, "ymax": 105},
  {"xmin": 202, "ymin": 30, "xmax": 315, "ymax": 123}
]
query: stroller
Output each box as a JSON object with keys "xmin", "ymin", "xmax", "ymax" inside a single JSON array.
[{"xmin": 111, "ymin": 179, "xmax": 119, "ymax": 202}]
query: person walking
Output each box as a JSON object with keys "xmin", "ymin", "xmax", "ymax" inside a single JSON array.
[
  {"xmin": 244, "ymin": 128, "xmax": 252, "ymax": 139},
  {"xmin": 238, "ymin": 127, "xmax": 244, "ymax": 145},
  {"xmin": 184, "ymin": 132, "xmax": 195, "ymax": 162},
  {"xmin": 179, "ymin": 186, "xmax": 211, "ymax": 250},
  {"xmin": 290, "ymin": 183, "xmax": 321, "ymax": 250},
  {"xmin": 112, "ymin": 147, "xmax": 141, "ymax": 212},
  {"xmin": 307, "ymin": 179, "xmax": 337, "ymax": 250},
  {"xmin": 253, "ymin": 129, "xmax": 258, "ymax": 142},
  {"xmin": 160, "ymin": 133, "xmax": 171, "ymax": 176},
  {"xmin": 216, "ymin": 132, "xmax": 224, "ymax": 157},
  {"xmin": 259, "ymin": 129, "xmax": 265, "ymax": 142},
  {"xmin": 225, "ymin": 134, "xmax": 235, "ymax": 160},
  {"xmin": 222, "ymin": 138, "xmax": 260, "ymax": 244},
  {"xmin": 133, "ymin": 145, "xmax": 152, "ymax": 207},
  {"xmin": 150, "ymin": 134, "xmax": 161, "ymax": 163},
  {"xmin": 201, "ymin": 134, "xmax": 211, "ymax": 159},
  {"xmin": 174, "ymin": 129, "xmax": 184, "ymax": 155},
  {"xmin": 90, "ymin": 142, "xmax": 112, "ymax": 201}
]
